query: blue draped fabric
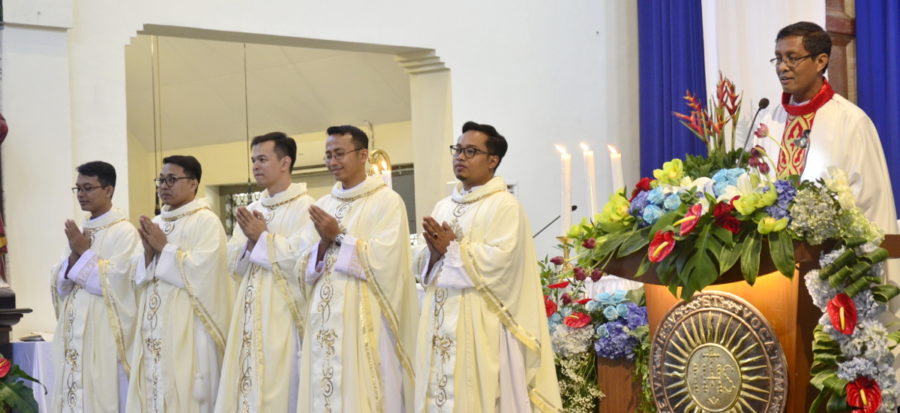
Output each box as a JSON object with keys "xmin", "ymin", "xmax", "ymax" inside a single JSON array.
[
  {"xmin": 856, "ymin": 0, "xmax": 900, "ymax": 214},
  {"xmin": 637, "ymin": 0, "xmax": 708, "ymax": 179}
]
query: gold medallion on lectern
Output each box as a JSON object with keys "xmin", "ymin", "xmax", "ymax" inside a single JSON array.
[{"xmin": 650, "ymin": 292, "xmax": 787, "ymax": 412}]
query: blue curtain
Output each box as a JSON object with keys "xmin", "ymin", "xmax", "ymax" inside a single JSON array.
[
  {"xmin": 856, "ymin": 0, "xmax": 900, "ymax": 214},
  {"xmin": 637, "ymin": 0, "xmax": 708, "ymax": 178}
]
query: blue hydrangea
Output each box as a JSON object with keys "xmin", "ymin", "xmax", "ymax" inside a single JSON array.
[
  {"xmin": 642, "ymin": 205, "xmax": 664, "ymax": 225},
  {"xmin": 629, "ymin": 191, "xmax": 650, "ymax": 215},
  {"xmin": 624, "ymin": 303, "xmax": 648, "ymax": 329},
  {"xmin": 663, "ymin": 193, "xmax": 682, "ymax": 211},
  {"xmin": 594, "ymin": 319, "xmax": 640, "ymax": 360},
  {"xmin": 765, "ymin": 179, "xmax": 796, "ymax": 220},
  {"xmin": 646, "ymin": 187, "xmax": 666, "ymax": 205},
  {"xmin": 549, "ymin": 312, "xmax": 563, "ymax": 329},
  {"xmin": 711, "ymin": 168, "xmax": 746, "ymax": 198}
]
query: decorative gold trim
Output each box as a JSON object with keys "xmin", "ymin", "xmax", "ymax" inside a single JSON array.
[
  {"xmin": 458, "ymin": 241, "xmax": 540, "ymax": 353},
  {"xmin": 175, "ymin": 249, "xmax": 226, "ymax": 350},
  {"xmin": 160, "ymin": 206, "xmax": 209, "ymax": 222},
  {"xmin": 268, "ymin": 233, "xmax": 306, "ymax": 334},
  {"xmin": 331, "ymin": 184, "xmax": 386, "ymax": 202},
  {"xmin": 451, "ymin": 188, "xmax": 505, "ymax": 205},
  {"xmin": 356, "ymin": 240, "xmax": 416, "ymax": 382},
  {"xmin": 98, "ymin": 259, "xmax": 131, "ymax": 375},
  {"xmin": 529, "ymin": 388, "xmax": 561, "ymax": 413},
  {"xmin": 359, "ymin": 283, "xmax": 385, "ymax": 413},
  {"xmin": 260, "ymin": 191, "xmax": 308, "ymax": 210}
]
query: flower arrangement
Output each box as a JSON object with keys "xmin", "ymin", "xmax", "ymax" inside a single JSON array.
[
  {"xmin": 0, "ymin": 356, "xmax": 41, "ymax": 413},
  {"xmin": 552, "ymin": 74, "xmax": 900, "ymax": 412},
  {"xmin": 541, "ymin": 259, "xmax": 654, "ymax": 413}
]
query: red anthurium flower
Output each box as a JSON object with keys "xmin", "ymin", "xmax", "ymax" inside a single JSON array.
[
  {"xmin": 544, "ymin": 295, "xmax": 557, "ymax": 318},
  {"xmin": 648, "ymin": 231, "xmax": 676, "ymax": 263},
  {"xmin": 564, "ymin": 312, "xmax": 592, "ymax": 329},
  {"xmin": 548, "ymin": 281, "xmax": 570, "ymax": 289},
  {"xmin": 676, "ymin": 204, "xmax": 703, "ymax": 236},
  {"xmin": 827, "ymin": 293, "xmax": 858, "ymax": 335},
  {"xmin": 0, "ymin": 358, "xmax": 10, "ymax": 378},
  {"xmin": 630, "ymin": 177, "xmax": 653, "ymax": 201},
  {"xmin": 576, "ymin": 298, "xmax": 592, "ymax": 305},
  {"xmin": 582, "ymin": 238, "xmax": 596, "ymax": 249},
  {"xmin": 846, "ymin": 376, "xmax": 881, "ymax": 413}
]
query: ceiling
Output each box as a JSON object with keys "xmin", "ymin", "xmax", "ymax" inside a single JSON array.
[{"xmin": 125, "ymin": 35, "xmax": 411, "ymax": 151}]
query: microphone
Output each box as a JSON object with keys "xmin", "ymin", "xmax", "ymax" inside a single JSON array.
[
  {"xmin": 533, "ymin": 205, "xmax": 578, "ymax": 239},
  {"xmin": 741, "ymin": 98, "xmax": 770, "ymax": 152}
]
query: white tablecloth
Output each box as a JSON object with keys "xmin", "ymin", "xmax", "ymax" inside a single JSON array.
[{"xmin": 11, "ymin": 341, "xmax": 54, "ymax": 412}]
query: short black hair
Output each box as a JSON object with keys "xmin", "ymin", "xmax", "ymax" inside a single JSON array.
[
  {"xmin": 252, "ymin": 131, "xmax": 298, "ymax": 170},
  {"xmin": 326, "ymin": 125, "xmax": 369, "ymax": 149},
  {"xmin": 163, "ymin": 155, "xmax": 202, "ymax": 182},
  {"xmin": 462, "ymin": 121, "xmax": 508, "ymax": 169},
  {"xmin": 776, "ymin": 21, "xmax": 832, "ymax": 73},
  {"xmin": 76, "ymin": 161, "xmax": 116, "ymax": 187}
]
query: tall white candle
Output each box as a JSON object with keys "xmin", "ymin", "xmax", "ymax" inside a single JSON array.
[
  {"xmin": 580, "ymin": 143, "xmax": 598, "ymax": 217},
  {"xmin": 608, "ymin": 144, "xmax": 624, "ymax": 195},
  {"xmin": 556, "ymin": 145, "xmax": 572, "ymax": 236},
  {"xmin": 380, "ymin": 160, "xmax": 392, "ymax": 189}
]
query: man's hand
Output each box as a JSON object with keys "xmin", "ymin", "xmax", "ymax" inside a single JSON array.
[
  {"xmin": 138, "ymin": 216, "xmax": 167, "ymax": 260},
  {"xmin": 64, "ymin": 220, "xmax": 91, "ymax": 257},
  {"xmin": 309, "ymin": 205, "xmax": 341, "ymax": 242},
  {"xmin": 423, "ymin": 217, "xmax": 456, "ymax": 267},
  {"xmin": 236, "ymin": 207, "xmax": 268, "ymax": 245}
]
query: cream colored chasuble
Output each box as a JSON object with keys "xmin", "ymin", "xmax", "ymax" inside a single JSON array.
[
  {"xmin": 215, "ymin": 183, "xmax": 314, "ymax": 413},
  {"xmin": 50, "ymin": 209, "xmax": 139, "ymax": 413},
  {"xmin": 126, "ymin": 198, "xmax": 234, "ymax": 413},
  {"xmin": 296, "ymin": 176, "xmax": 418, "ymax": 413},
  {"xmin": 413, "ymin": 177, "xmax": 562, "ymax": 413}
]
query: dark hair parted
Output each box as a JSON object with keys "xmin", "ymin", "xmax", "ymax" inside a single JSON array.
[
  {"xmin": 163, "ymin": 155, "xmax": 202, "ymax": 182},
  {"xmin": 462, "ymin": 121, "xmax": 508, "ymax": 168},
  {"xmin": 76, "ymin": 161, "xmax": 117, "ymax": 187},
  {"xmin": 776, "ymin": 21, "xmax": 832, "ymax": 72},
  {"xmin": 326, "ymin": 125, "xmax": 369, "ymax": 149},
  {"xmin": 252, "ymin": 131, "xmax": 298, "ymax": 170}
]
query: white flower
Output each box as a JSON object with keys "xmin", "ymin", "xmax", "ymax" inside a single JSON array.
[{"xmin": 551, "ymin": 324, "xmax": 595, "ymax": 357}]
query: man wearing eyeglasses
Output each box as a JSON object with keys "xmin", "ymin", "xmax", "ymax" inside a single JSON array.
[
  {"xmin": 295, "ymin": 125, "xmax": 418, "ymax": 413},
  {"xmin": 215, "ymin": 132, "xmax": 314, "ymax": 413},
  {"xmin": 756, "ymin": 21, "xmax": 896, "ymax": 236},
  {"xmin": 412, "ymin": 121, "xmax": 561, "ymax": 412},
  {"xmin": 127, "ymin": 155, "xmax": 234, "ymax": 413},
  {"xmin": 50, "ymin": 161, "xmax": 140, "ymax": 413}
]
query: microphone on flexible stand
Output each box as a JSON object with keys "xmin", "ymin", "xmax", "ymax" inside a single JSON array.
[
  {"xmin": 533, "ymin": 205, "xmax": 578, "ymax": 239},
  {"xmin": 741, "ymin": 97, "xmax": 770, "ymax": 152}
]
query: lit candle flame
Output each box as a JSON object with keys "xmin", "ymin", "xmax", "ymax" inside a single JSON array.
[
  {"xmin": 607, "ymin": 144, "xmax": 621, "ymax": 157},
  {"xmin": 555, "ymin": 144, "xmax": 568, "ymax": 155}
]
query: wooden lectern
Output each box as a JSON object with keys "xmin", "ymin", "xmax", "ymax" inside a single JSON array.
[{"xmin": 597, "ymin": 235, "xmax": 900, "ymax": 412}]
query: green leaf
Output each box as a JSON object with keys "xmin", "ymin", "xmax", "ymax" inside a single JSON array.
[
  {"xmin": 649, "ymin": 211, "xmax": 679, "ymax": 237},
  {"xmin": 685, "ymin": 250, "xmax": 718, "ymax": 295},
  {"xmin": 596, "ymin": 231, "xmax": 629, "ymax": 260},
  {"xmin": 634, "ymin": 255, "xmax": 652, "ymax": 279},
  {"xmin": 825, "ymin": 394, "xmax": 849, "ymax": 412},
  {"xmin": 618, "ymin": 227, "xmax": 651, "ymax": 257},
  {"xmin": 740, "ymin": 234, "xmax": 762, "ymax": 285},
  {"xmin": 808, "ymin": 389, "xmax": 830, "ymax": 413},
  {"xmin": 823, "ymin": 376, "xmax": 848, "ymax": 395},
  {"xmin": 810, "ymin": 371, "xmax": 835, "ymax": 391},
  {"xmin": 711, "ymin": 225, "xmax": 734, "ymax": 245},
  {"xmin": 0, "ymin": 380, "xmax": 39, "ymax": 413},
  {"xmin": 768, "ymin": 231, "xmax": 795, "ymax": 277},
  {"xmin": 871, "ymin": 284, "xmax": 900, "ymax": 303}
]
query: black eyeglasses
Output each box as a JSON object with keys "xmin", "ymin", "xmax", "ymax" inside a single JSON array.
[
  {"xmin": 323, "ymin": 148, "xmax": 363, "ymax": 162},
  {"xmin": 449, "ymin": 145, "xmax": 493, "ymax": 159},
  {"xmin": 71, "ymin": 185, "xmax": 107, "ymax": 194},
  {"xmin": 154, "ymin": 176, "xmax": 194, "ymax": 187},
  {"xmin": 769, "ymin": 54, "xmax": 814, "ymax": 68}
]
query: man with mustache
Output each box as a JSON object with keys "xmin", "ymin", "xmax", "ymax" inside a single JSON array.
[
  {"xmin": 413, "ymin": 121, "xmax": 561, "ymax": 412},
  {"xmin": 51, "ymin": 161, "xmax": 139, "ymax": 412}
]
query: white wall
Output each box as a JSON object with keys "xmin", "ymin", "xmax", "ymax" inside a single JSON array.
[{"xmin": 2, "ymin": 0, "xmax": 640, "ymax": 335}]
